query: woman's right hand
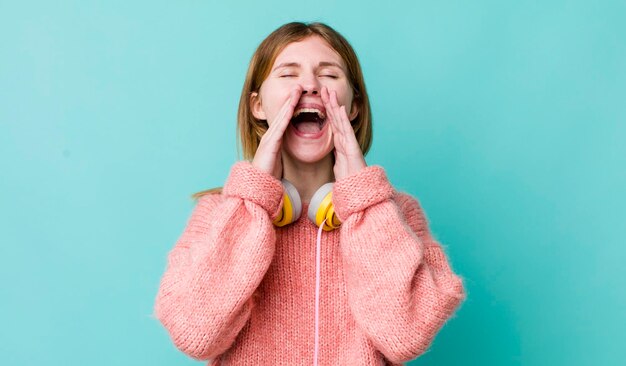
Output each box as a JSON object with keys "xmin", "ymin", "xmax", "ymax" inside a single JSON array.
[{"xmin": 252, "ymin": 86, "xmax": 302, "ymax": 180}]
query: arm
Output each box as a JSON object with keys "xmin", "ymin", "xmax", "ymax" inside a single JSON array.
[
  {"xmin": 153, "ymin": 161, "xmax": 283, "ymax": 360},
  {"xmin": 332, "ymin": 165, "xmax": 467, "ymax": 363}
]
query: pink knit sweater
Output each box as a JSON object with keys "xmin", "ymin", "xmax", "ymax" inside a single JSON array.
[{"xmin": 153, "ymin": 161, "xmax": 466, "ymax": 365}]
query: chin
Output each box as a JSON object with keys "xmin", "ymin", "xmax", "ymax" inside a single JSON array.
[
  {"xmin": 283, "ymin": 133, "xmax": 334, "ymax": 164},
  {"xmin": 284, "ymin": 145, "xmax": 334, "ymax": 165}
]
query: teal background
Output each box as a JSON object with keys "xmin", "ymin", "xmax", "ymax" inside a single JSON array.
[{"xmin": 1, "ymin": 0, "xmax": 624, "ymax": 365}]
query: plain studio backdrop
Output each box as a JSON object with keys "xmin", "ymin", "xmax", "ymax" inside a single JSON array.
[{"xmin": 1, "ymin": 1, "xmax": 624, "ymax": 365}]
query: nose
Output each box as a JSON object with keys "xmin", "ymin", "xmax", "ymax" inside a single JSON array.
[{"xmin": 300, "ymin": 73, "xmax": 320, "ymax": 95}]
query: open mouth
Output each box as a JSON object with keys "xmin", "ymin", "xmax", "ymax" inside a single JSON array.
[{"xmin": 290, "ymin": 108, "xmax": 327, "ymax": 134}]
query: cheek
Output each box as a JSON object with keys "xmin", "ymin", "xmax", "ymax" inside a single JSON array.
[
  {"xmin": 260, "ymin": 86, "xmax": 292, "ymax": 123},
  {"xmin": 340, "ymin": 91, "xmax": 354, "ymax": 110},
  {"xmin": 331, "ymin": 82, "xmax": 353, "ymax": 102}
]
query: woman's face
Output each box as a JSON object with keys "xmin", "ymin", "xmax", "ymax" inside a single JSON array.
[{"xmin": 250, "ymin": 35, "xmax": 358, "ymax": 164}]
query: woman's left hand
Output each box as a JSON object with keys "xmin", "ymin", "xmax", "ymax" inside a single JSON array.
[{"xmin": 321, "ymin": 86, "xmax": 367, "ymax": 181}]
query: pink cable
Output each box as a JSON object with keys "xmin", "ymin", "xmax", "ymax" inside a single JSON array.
[{"xmin": 313, "ymin": 218, "xmax": 326, "ymax": 366}]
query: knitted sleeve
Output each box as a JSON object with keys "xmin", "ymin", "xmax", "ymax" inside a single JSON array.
[
  {"xmin": 153, "ymin": 161, "xmax": 284, "ymax": 360},
  {"xmin": 332, "ymin": 165, "xmax": 467, "ymax": 364}
]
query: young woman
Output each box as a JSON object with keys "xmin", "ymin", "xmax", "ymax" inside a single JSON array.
[{"xmin": 153, "ymin": 21, "xmax": 466, "ymax": 365}]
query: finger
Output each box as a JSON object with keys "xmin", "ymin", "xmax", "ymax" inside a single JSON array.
[
  {"xmin": 336, "ymin": 96, "xmax": 355, "ymax": 138},
  {"xmin": 259, "ymin": 97, "xmax": 294, "ymax": 152},
  {"xmin": 321, "ymin": 85, "xmax": 330, "ymax": 105},
  {"xmin": 339, "ymin": 105, "xmax": 351, "ymax": 134},
  {"xmin": 280, "ymin": 86, "xmax": 302, "ymax": 128},
  {"xmin": 266, "ymin": 87, "xmax": 302, "ymax": 140},
  {"xmin": 324, "ymin": 88, "xmax": 351, "ymax": 154},
  {"xmin": 330, "ymin": 91, "xmax": 360, "ymax": 151},
  {"xmin": 275, "ymin": 87, "xmax": 301, "ymax": 130},
  {"xmin": 321, "ymin": 86, "xmax": 338, "ymax": 132},
  {"xmin": 329, "ymin": 90, "xmax": 348, "ymax": 135},
  {"xmin": 323, "ymin": 88, "xmax": 342, "ymax": 134},
  {"xmin": 321, "ymin": 86, "xmax": 332, "ymax": 122},
  {"xmin": 261, "ymin": 108, "xmax": 289, "ymax": 147}
]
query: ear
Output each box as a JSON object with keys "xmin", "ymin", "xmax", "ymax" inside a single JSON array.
[
  {"xmin": 348, "ymin": 98, "xmax": 359, "ymax": 121},
  {"xmin": 250, "ymin": 91, "xmax": 266, "ymax": 120}
]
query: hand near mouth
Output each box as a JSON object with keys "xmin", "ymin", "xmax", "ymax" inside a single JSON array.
[
  {"xmin": 252, "ymin": 86, "xmax": 303, "ymax": 180},
  {"xmin": 321, "ymin": 86, "xmax": 367, "ymax": 181}
]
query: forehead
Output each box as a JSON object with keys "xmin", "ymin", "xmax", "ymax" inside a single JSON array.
[{"xmin": 272, "ymin": 36, "xmax": 346, "ymax": 69}]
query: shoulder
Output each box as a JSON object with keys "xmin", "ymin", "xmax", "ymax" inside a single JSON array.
[
  {"xmin": 184, "ymin": 192, "xmax": 224, "ymax": 227},
  {"xmin": 392, "ymin": 190, "xmax": 425, "ymax": 217},
  {"xmin": 392, "ymin": 190, "xmax": 433, "ymax": 240},
  {"xmin": 195, "ymin": 191, "xmax": 223, "ymax": 206}
]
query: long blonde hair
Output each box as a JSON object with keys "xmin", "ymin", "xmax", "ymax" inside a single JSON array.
[{"xmin": 191, "ymin": 21, "xmax": 373, "ymax": 200}]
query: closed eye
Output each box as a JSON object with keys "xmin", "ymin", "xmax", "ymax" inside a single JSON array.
[{"xmin": 279, "ymin": 75, "xmax": 338, "ymax": 78}]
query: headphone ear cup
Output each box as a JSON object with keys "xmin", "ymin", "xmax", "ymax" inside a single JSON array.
[
  {"xmin": 273, "ymin": 179, "xmax": 302, "ymax": 227},
  {"xmin": 308, "ymin": 183, "xmax": 341, "ymax": 231}
]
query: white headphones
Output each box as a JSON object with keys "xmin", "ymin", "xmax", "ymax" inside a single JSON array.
[{"xmin": 272, "ymin": 179, "xmax": 341, "ymax": 231}]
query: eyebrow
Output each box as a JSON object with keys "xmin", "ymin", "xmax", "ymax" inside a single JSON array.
[{"xmin": 272, "ymin": 61, "xmax": 344, "ymax": 72}]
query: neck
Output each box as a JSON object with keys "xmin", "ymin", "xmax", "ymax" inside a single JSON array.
[{"xmin": 281, "ymin": 151, "xmax": 335, "ymax": 204}]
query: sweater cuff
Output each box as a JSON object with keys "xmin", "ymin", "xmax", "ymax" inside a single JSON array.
[
  {"xmin": 222, "ymin": 161, "xmax": 284, "ymax": 220},
  {"xmin": 332, "ymin": 165, "xmax": 395, "ymax": 222}
]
